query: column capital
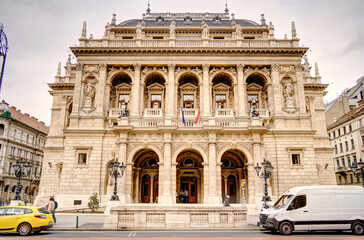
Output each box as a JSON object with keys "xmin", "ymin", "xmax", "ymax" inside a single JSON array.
[
  {"xmin": 271, "ymin": 64, "xmax": 279, "ymax": 72},
  {"xmin": 202, "ymin": 64, "xmax": 210, "ymax": 72},
  {"xmin": 99, "ymin": 63, "xmax": 107, "ymax": 71},
  {"xmin": 237, "ymin": 64, "xmax": 245, "ymax": 72},
  {"xmin": 168, "ymin": 63, "xmax": 176, "ymax": 71},
  {"xmin": 133, "ymin": 63, "xmax": 142, "ymax": 71}
]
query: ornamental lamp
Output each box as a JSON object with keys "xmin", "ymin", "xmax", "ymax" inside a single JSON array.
[
  {"xmin": 357, "ymin": 159, "xmax": 364, "ymax": 169},
  {"xmin": 254, "ymin": 163, "xmax": 261, "ymax": 175},
  {"xmin": 350, "ymin": 163, "xmax": 357, "ymax": 173},
  {"xmin": 120, "ymin": 162, "xmax": 126, "ymax": 175}
]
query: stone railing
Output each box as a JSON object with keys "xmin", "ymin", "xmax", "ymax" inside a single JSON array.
[
  {"xmin": 144, "ymin": 108, "xmax": 163, "ymax": 118},
  {"xmin": 180, "ymin": 108, "xmax": 198, "ymax": 118},
  {"xmin": 216, "ymin": 119, "xmax": 249, "ymax": 128},
  {"xmin": 109, "ymin": 108, "xmax": 123, "ymax": 118},
  {"xmin": 215, "ymin": 108, "xmax": 234, "ymax": 117},
  {"xmin": 80, "ymin": 39, "xmax": 299, "ymax": 48}
]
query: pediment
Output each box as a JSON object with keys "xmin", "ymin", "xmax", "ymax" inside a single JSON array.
[
  {"xmin": 246, "ymin": 83, "xmax": 263, "ymax": 92},
  {"xmin": 179, "ymin": 83, "xmax": 198, "ymax": 92},
  {"xmin": 147, "ymin": 82, "xmax": 165, "ymax": 91},
  {"xmin": 212, "ymin": 82, "xmax": 230, "ymax": 91},
  {"xmin": 114, "ymin": 83, "xmax": 131, "ymax": 91}
]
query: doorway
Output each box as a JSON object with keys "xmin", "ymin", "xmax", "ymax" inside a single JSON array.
[{"xmin": 180, "ymin": 177, "xmax": 197, "ymax": 203}]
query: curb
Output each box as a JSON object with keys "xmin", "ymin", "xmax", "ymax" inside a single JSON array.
[{"xmin": 48, "ymin": 228, "xmax": 266, "ymax": 232}]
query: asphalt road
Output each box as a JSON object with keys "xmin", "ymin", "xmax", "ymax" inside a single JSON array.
[{"xmin": 0, "ymin": 230, "xmax": 362, "ymax": 239}]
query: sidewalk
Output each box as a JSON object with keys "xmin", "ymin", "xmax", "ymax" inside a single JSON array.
[{"xmin": 50, "ymin": 213, "xmax": 262, "ymax": 231}]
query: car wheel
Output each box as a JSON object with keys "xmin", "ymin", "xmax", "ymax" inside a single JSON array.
[
  {"xmin": 352, "ymin": 222, "xmax": 364, "ymax": 235},
  {"xmin": 279, "ymin": 221, "xmax": 293, "ymax": 235},
  {"xmin": 18, "ymin": 223, "xmax": 32, "ymax": 236}
]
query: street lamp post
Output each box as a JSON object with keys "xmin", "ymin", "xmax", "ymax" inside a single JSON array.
[
  {"xmin": 254, "ymin": 159, "xmax": 273, "ymax": 208},
  {"xmin": 108, "ymin": 158, "xmax": 126, "ymax": 201},
  {"xmin": 13, "ymin": 158, "xmax": 32, "ymax": 200},
  {"xmin": 350, "ymin": 158, "xmax": 364, "ymax": 187}
]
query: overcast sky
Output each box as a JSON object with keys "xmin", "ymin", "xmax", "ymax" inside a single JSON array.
[{"xmin": 0, "ymin": 0, "xmax": 363, "ymax": 125}]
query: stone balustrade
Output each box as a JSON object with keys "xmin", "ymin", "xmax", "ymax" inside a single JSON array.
[
  {"xmin": 80, "ymin": 39, "xmax": 299, "ymax": 48},
  {"xmin": 215, "ymin": 108, "xmax": 234, "ymax": 117},
  {"xmin": 144, "ymin": 108, "xmax": 163, "ymax": 118}
]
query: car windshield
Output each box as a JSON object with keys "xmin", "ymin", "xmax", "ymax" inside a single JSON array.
[
  {"xmin": 38, "ymin": 207, "xmax": 50, "ymax": 214},
  {"xmin": 273, "ymin": 195, "xmax": 293, "ymax": 209}
]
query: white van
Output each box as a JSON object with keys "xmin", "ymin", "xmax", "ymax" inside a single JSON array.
[{"xmin": 258, "ymin": 186, "xmax": 364, "ymax": 235}]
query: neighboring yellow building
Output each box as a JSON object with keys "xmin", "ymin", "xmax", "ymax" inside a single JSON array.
[{"xmin": 36, "ymin": 7, "xmax": 336, "ymax": 228}]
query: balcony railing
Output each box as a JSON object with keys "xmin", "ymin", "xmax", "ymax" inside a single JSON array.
[
  {"xmin": 80, "ymin": 39, "xmax": 299, "ymax": 49},
  {"xmin": 109, "ymin": 108, "xmax": 123, "ymax": 118},
  {"xmin": 215, "ymin": 108, "xmax": 234, "ymax": 117},
  {"xmin": 144, "ymin": 108, "xmax": 163, "ymax": 118},
  {"xmin": 180, "ymin": 108, "xmax": 198, "ymax": 118}
]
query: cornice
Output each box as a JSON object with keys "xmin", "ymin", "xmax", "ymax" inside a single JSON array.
[
  {"xmin": 304, "ymin": 83, "xmax": 328, "ymax": 90},
  {"xmin": 70, "ymin": 47, "xmax": 308, "ymax": 57},
  {"xmin": 48, "ymin": 82, "xmax": 75, "ymax": 90}
]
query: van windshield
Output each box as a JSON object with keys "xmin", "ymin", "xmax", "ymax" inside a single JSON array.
[{"xmin": 273, "ymin": 195, "xmax": 293, "ymax": 209}]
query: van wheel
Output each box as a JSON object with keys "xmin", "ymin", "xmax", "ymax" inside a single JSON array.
[
  {"xmin": 18, "ymin": 223, "xmax": 32, "ymax": 236},
  {"xmin": 279, "ymin": 222, "xmax": 293, "ymax": 235},
  {"xmin": 352, "ymin": 222, "xmax": 364, "ymax": 235}
]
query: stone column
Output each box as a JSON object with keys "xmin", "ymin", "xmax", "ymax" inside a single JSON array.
[
  {"xmin": 119, "ymin": 132, "xmax": 129, "ymax": 204},
  {"xmin": 133, "ymin": 168, "xmax": 140, "ymax": 203},
  {"xmin": 271, "ymin": 64, "xmax": 282, "ymax": 114},
  {"xmin": 150, "ymin": 178, "xmax": 154, "ymax": 203},
  {"xmin": 69, "ymin": 63, "xmax": 83, "ymax": 127},
  {"xmin": 166, "ymin": 64, "xmax": 176, "ymax": 118},
  {"xmin": 252, "ymin": 132, "xmax": 263, "ymax": 208},
  {"xmin": 295, "ymin": 65, "xmax": 306, "ymax": 114},
  {"xmin": 131, "ymin": 63, "xmax": 141, "ymax": 118},
  {"xmin": 159, "ymin": 133, "xmax": 173, "ymax": 204},
  {"xmin": 208, "ymin": 132, "xmax": 220, "ymax": 204},
  {"xmin": 202, "ymin": 64, "xmax": 211, "ymax": 117},
  {"xmin": 95, "ymin": 63, "xmax": 107, "ymax": 116},
  {"xmin": 237, "ymin": 64, "xmax": 247, "ymax": 117}
]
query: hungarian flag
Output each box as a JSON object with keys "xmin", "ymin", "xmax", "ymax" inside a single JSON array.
[
  {"xmin": 181, "ymin": 107, "xmax": 185, "ymax": 124},
  {"xmin": 195, "ymin": 106, "xmax": 200, "ymax": 124}
]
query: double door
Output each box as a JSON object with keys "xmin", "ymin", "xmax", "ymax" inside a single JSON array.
[{"xmin": 180, "ymin": 177, "xmax": 197, "ymax": 203}]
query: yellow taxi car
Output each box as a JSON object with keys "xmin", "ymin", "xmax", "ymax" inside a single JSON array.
[{"xmin": 0, "ymin": 206, "xmax": 53, "ymax": 236}]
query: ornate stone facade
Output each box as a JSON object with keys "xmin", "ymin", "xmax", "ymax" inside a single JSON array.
[{"xmin": 37, "ymin": 8, "xmax": 335, "ymax": 224}]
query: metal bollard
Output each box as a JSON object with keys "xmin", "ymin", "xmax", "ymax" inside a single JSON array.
[{"xmin": 76, "ymin": 210, "xmax": 79, "ymax": 228}]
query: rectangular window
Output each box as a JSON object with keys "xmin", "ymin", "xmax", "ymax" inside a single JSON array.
[
  {"xmin": 351, "ymin": 139, "xmax": 355, "ymax": 150},
  {"xmin": 248, "ymin": 94, "xmax": 259, "ymax": 109},
  {"xmin": 337, "ymin": 159, "xmax": 340, "ymax": 168},
  {"xmin": 343, "ymin": 126, "xmax": 346, "ymax": 134},
  {"xmin": 341, "ymin": 158, "xmax": 345, "ymax": 168},
  {"xmin": 78, "ymin": 153, "xmax": 87, "ymax": 165},
  {"xmin": 291, "ymin": 154, "xmax": 300, "ymax": 165},
  {"xmin": 362, "ymin": 135, "xmax": 364, "ymax": 146},
  {"xmin": 183, "ymin": 94, "xmax": 194, "ymax": 108},
  {"xmin": 353, "ymin": 155, "xmax": 357, "ymax": 165},
  {"xmin": 333, "ymin": 131, "xmax": 336, "ymax": 138},
  {"xmin": 349, "ymin": 124, "xmax": 352, "ymax": 132},
  {"xmin": 334, "ymin": 145, "xmax": 338, "ymax": 154},
  {"xmin": 151, "ymin": 94, "xmax": 162, "ymax": 109},
  {"xmin": 345, "ymin": 141, "xmax": 349, "ymax": 151},
  {"xmin": 215, "ymin": 94, "xmax": 226, "ymax": 109},
  {"xmin": 118, "ymin": 94, "xmax": 129, "ymax": 109},
  {"xmin": 347, "ymin": 157, "xmax": 351, "ymax": 169},
  {"xmin": 340, "ymin": 143, "xmax": 343, "ymax": 153},
  {"xmin": 338, "ymin": 129, "xmax": 341, "ymax": 136},
  {"xmin": 122, "ymin": 36, "xmax": 133, "ymax": 39},
  {"xmin": 9, "ymin": 163, "xmax": 12, "ymax": 174}
]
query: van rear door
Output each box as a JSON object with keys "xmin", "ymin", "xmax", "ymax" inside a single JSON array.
[{"xmin": 309, "ymin": 189, "xmax": 341, "ymax": 230}]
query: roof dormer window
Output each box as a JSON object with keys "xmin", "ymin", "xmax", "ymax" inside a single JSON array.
[
  {"xmin": 184, "ymin": 15, "xmax": 192, "ymax": 24},
  {"xmin": 156, "ymin": 16, "xmax": 164, "ymax": 24},
  {"xmin": 213, "ymin": 15, "xmax": 222, "ymax": 24}
]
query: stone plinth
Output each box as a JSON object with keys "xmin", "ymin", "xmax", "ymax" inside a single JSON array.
[{"xmin": 104, "ymin": 204, "xmax": 248, "ymax": 229}]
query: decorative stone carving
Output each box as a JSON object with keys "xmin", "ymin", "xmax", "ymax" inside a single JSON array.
[
  {"xmin": 136, "ymin": 22, "xmax": 142, "ymax": 39},
  {"xmin": 271, "ymin": 64, "xmax": 279, "ymax": 72},
  {"xmin": 237, "ymin": 64, "xmax": 244, "ymax": 72},
  {"xmin": 201, "ymin": 20, "xmax": 209, "ymax": 39},
  {"xmin": 82, "ymin": 82, "xmax": 96, "ymax": 112},
  {"xmin": 305, "ymin": 96, "xmax": 315, "ymax": 113},
  {"xmin": 169, "ymin": 20, "xmax": 176, "ymax": 39},
  {"xmin": 76, "ymin": 63, "xmax": 84, "ymax": 71},
  {"xmin": 174, "ymin": 66, "xmax": 202, "ymax": 80},
  {"xmin": 281, "ymin": 78, "xmax": 298, "ymax": 113},
  {"xmin": 99, "ymin": 63, "xmax": 107, "ymax": 71},
  {"xmin": 235, "ymin": 23, "xmax": 242, "ymax": 38}
]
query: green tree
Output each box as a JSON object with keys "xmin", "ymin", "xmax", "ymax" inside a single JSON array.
[{"xmin": 87, "ymin": 192, "xmax": 100, "ymax": 212}]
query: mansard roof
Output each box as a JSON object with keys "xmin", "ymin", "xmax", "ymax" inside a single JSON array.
[{"xmin": 118, "ymin": 12, "xmax": 259, "ymax": 27}]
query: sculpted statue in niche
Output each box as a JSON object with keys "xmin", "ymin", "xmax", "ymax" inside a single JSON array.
[
  {"xmin": 136, "ymin": 22, "xmax": 142, "ymax": 39},
  {"xmin": 201, "ymin": 20, "xmax": 209, "ymax": 39},
  {"xmin": 169, "ymin": 20, "xmax": 176, "ymax": 39},
  {"xmin": 84, "ymin": 82, "xmax": 96, "ymax": 109},
  {"xmin": 282, "ymin": 79, "xmax": 296, "ymax": 110},
  {"xmin": 235, "ymin": 22, "xmax": 242, "ymax": 38},
  {"xmin": 283, "ymin": 82, "xmax": 293, "ymax": 100}
]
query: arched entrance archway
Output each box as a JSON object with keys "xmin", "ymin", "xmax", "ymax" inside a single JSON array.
[
  {"xmin": 176, "ymin": 150, "xmax": 204, "ymax": 203},
  {"xmin": 221, "ymin": 149, "xmax": 247, "ymax": 204},
  {"xmin": 133, "ymin": 149, "xmax": 159, "ymax": 203}
]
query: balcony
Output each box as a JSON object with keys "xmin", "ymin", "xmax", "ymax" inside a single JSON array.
[
  {"xmin": 180, "ymin": 108, "xmax": 198, "ymax": 118},
  {"xmin": 215, "ymin": 108, "xmax": 234, "ymax": 118},
  {"xmin": 144, "ymin": 108, "xmax": 163, "ymax": 118}
]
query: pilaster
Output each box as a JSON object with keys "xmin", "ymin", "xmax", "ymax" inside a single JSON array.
[
  {"xmin": 131, "ymin": 63, "xmax": 141, "ymax": 118},
  {"xmin": 207, "ymin": 132, "xmax": 221, "ymax": 204},
  {"xmin": 271, "ymin": 64, "xmax": 282, "ymax": 114},
  {"xmin": 69, "ymin": 63, "xmax": 83, "ymax": 128},
  {"xmin": 202, "ymin": 64, "xmax": 211, "ymax": 117},
  {"xmin": 95, "ymin": 63, "xmax": 107, "ymax": 117},
  {"xmin": 237, "ymin": 64, "xmax": 247, "ymax": 117},
  {"xmin": 166, "ymin": 63, "xmax": 176, "ymax": 118},
  {"xmin": 159, "ymin": 132, "xmax": 173, "ymax": 204}
]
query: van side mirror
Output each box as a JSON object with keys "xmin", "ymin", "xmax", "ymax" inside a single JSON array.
[{"xmin": 287, "ymin": 203, "xmax": 294, "ymax": 211}]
